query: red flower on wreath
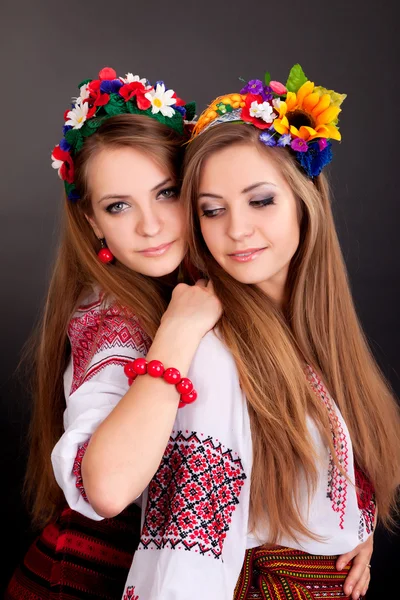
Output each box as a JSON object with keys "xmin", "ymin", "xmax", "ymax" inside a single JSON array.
[
  {"xmin": 172, "ymin": 92, "xmax": 185, "ymax": 106},
  {"xmin": 51, "ymin": 145, "xmax": 74, "ymax": 183},
  {"xmin": 119, "ymin": 82, "xmax": 152, "ymax": 109},
  {"xmin": 99, "ymin": 67, "xmax": 117, "ymax": 80},
  {"xmin": 241, "ymin": 93, "xmax": 273, "ymax": 130},
  {"xmin": 86, "ymin": 79, "xmax": 110, "ymax": 117}
]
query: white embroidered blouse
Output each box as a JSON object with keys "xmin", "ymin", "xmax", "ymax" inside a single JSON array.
[
  {"xmin": 50, "ymin": 290, "xmax": 375, "ymax": 600},
  {"xmin": 51, "ymin": 289, "xmax": 151, "ymax": 520}
]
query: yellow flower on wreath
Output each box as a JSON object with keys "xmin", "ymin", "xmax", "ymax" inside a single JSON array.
[{"xmin": 273, "ymin": 80, "xmax": 346, "ymax": 142}]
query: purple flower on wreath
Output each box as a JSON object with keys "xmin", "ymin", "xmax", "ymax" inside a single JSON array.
[
  {"xmin": 291, "ymin": 138, "xmax": 308, "ymax": 153},
  {"xmin": 277, "ymin": 134, "xmax": 291, "ymax": 147},
  {"xmin": 240, "ymin": 79, "xmax": 264, "ymax": 95},
  {"xmin": 318, "ymin": 138, "xmax": 329, "ymax": 151},
  {"xmin": 295, "ymin": 140, "xmax": 333, "ymax": 178},
  {"xmin": 59, "ymin": 138, "xmax": 71, "ymax": 152},
  {"xmin": 155, "ymin": 80, "xmax": 165, "ymax": 88},
  {"xmin": 63, "ymin": 125, "xmax": 72, "ymax": 134},
  {"xmin": 261, "ymin": 85, "xmax": 274, "ymax": 102},
  {"xmin": 100, "ymin": 79, "xmax": 123, "ymax": 94},
  {"xmin": 259, "ymin": 131, "xmax": 277, "ymax": 147}
]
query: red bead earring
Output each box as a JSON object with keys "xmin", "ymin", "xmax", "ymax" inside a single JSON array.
[{"xmin": 97, "ymin": 238, "xmax": 114, "ymax": 264}]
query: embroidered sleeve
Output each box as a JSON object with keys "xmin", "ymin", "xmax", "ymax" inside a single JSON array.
[
  {"xmin": 72, "ymin": 440, "xmax": 90, "ymax": 501},
  {"xmin": 139, "ymin": 430, "xmax": 246, "ymax": 558},
  {"xmin": 354, "ymin": 462, "xmax": 376, "ymax": 541},
  {"xmin": 68, "ymin": 299, "xmax": 151, "ymax": 396},
  {"xmin": 51, "ymin": 295, "xmax": 151, "ymax": 520}
]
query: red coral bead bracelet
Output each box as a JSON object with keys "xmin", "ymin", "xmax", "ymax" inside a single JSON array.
[{"xmin": 123, "ymin": 358, "xmax": 197, "ymax": 408}]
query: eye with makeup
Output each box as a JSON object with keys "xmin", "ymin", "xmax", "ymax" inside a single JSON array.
[
  {"xmin": 200, "ymin": 196, "xmax": 275, "ymax": 218},
  {"xmin": 250, "ymin": 196, "xmax": 275, "ymax": 208},
  {"xmin": 157, "ymin": 186, "xmax": 179, "ymax": 200},
  {"xmin": 106, "ymin": 201, "xmax": 129, "ymax": 214},
  {"xmin": 200, "ymin": 207, "xmax": 225, "ymax": 218}
]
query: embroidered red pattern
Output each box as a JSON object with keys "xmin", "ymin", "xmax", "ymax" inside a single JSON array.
[
  {"xmin": 305, "ymin": 366, "xmax": 349, "ymax": 529},
  {"xmin": 354, "ymin": 463, "xmax": 376, "ymax": 541},
  {"xmin": 139, "ymin": 431, "xmax": 246, "ymax": 559},
  {"xmin": 72, "ymin": 439, "xmax": 90, "ymax": 501},
  {"xmin": 68, "ymin": 299, "xmax": 151, "ymax": 394},
  {"xmin": 123, "ymin": 586, "xmax": 139, "ymax": 600}
]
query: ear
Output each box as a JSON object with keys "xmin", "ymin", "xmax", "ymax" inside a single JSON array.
[{"xmin": 85, "ymin": 213, "xmax": 103, "ymax": 240}]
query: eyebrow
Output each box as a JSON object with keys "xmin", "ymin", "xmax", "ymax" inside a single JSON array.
[
  {"xmin": 198, "ymin": 181, "xmax": 276, "ymax": 200},
  {"xmin": 98, "ymin": 178, "xmax": 173, "ymax": 204}
]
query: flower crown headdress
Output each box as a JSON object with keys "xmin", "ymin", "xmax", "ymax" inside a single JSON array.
[
  {"xmin": 191, "ymin": 64, "xmax": 346, "ymax": 178},
  {"xmin": 51, "ymin": 67, "xmax": 196, "ymax": 201}
]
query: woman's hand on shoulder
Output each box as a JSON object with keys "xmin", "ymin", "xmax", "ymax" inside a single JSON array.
[{"xmin": 161, "ymin": 279, "xmax": 222, "ymax": 339}]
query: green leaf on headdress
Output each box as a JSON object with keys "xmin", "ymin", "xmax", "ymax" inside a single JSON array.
[
  {"xmin": 314, "ymin": 86, "xmax": 347, "ymax": 108},
  {"xmin": 64, "ymin": 128, "xmax": 84, "ymax": 153},
  {"xmin": 64, "ymin": 181, "xmax": 81, "ymax": 200},
  {"xmin": 85, "ymin": 116, "xmax": 107, "ymax": 130},
  {"xmin": 155, "ymin": 111, "xmax": 184, "ymax": 135},
  {"xmin": 286, "ymin": 64, "xmax": 308, "ymax": 93},
  {"xmin": 78, "ymin": 78, "xmax": 92, "ymax": 89},
  {"xmin": 126, "ymin": 101, "xmax": 142, "ymax": 115},
  {"xmin": 80, "ymin": 122, "xmax": 94, "ymax": 137},
  {"xmin": 184, "ymin": 102, "xmax": 196, "ymax": 121},
  {"xmin": 264, "ymin": 71, "xmax": 271, "ymax": 85},
  {"xmin": 64, "ymin": 181, "xmax": 76, "ymax": 196},
  {"xmin": 104, "ymin": 93, "xmax": 126, "ymax": 116}
]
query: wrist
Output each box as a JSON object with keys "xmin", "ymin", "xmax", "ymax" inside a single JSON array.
[
  {"xmin": 148, "ymin": 323, "xmax": 202, "ymax": 375},
  {"xmin": 156, "ymin": 318, "xmax": 204, "ymax": 345}
]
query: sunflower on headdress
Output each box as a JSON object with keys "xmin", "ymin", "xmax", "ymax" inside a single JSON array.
[
  {"xmin": 190, "ymin": 64, "xmax": 345, "ymax": 178},
  {"xmin": 273, "ymin": 78, "xmax": 346, "ymax": 142}
]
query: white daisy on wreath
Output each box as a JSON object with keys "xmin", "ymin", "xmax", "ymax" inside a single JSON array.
[
  {"xmin": 51, "ymin": 152, "xmax": 64, "ymax": 176},
  {"xmin": 65, "ymin": 101, "xmax": 89, "ymax": 129},
  {"xmin": 122, "ymin": 73, "xmax": 148, "ymax": 86},
  {"xmin": 145, "ymin": 83, "xmax": 176, "ymax": 117}
]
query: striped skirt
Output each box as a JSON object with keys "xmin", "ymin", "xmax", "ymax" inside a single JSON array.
[
  {"xmin": 234, "ymin": 546, "xmax": 351, "ymax": 600},
  {"xmin": 5, "ymin": 503, "xmax": 141, "ymax": 600}
]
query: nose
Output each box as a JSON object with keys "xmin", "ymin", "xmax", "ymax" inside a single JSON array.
[
  {"xmin": 136, "ymin": 205, "xmax": 162, "ymax": 237},
  {"xmin": 226, "ymin": 208, "xmax": 255, "ymax": 241}
]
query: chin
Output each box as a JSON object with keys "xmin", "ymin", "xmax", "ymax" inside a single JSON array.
[
  {"xmin": 124, "ymin": 256, "xmax": 182, "ymax": 278},
  {"xmin": 224, "ymin": 266, "xmax": 270, "ymax": 286}
]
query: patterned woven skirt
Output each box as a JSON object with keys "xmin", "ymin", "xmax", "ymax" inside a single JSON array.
[
  {"xmin": 5, "ymin": 503, "xmax": 141, "ymax": 600},
  {"xmin": 234, "ymin": 546, "xmax": 351, "ymax": 600}
]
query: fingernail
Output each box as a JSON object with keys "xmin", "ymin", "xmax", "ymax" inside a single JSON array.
[
  {"xmin": 337, "ymin": 563, "xmax": 343, "ymax": 570},
  {"xmin": 354, "ymin": 592, "xmax": 360, "ymax": 599},
  {"xmin": 348, "ymin": 586, "xmax": 353, "ymax": 596}
]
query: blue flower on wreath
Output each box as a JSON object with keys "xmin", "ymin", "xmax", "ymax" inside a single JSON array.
[
  {"xmin": 259, "ymin": 131, "xmax": 277, "ymax": 147},
  {"xmin": 100, "ymin": 79, "xmax": 123, "ymax": 94},
  {"xmin": 60, "ymin": 138, "xmax": 71, "ymax": 152},
  {"xmin": 277, "ymin": 134, "xmax": 291, "ymax": 147},
  {"xmin": 66, "ymin": 185, "xmax": 80, "ymax": 202},
  {"xmin": 174, "ymin": 105, "xmax": 186, "ymax": 117},
  {"xmin": 295, "ymin": 140, "xmax": 333, "ymax": 177}
]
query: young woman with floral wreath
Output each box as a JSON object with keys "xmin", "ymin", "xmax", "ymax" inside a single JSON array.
[
  {"xmin": 121, "ymin": 65, "xmax": 400, "ymax": 600},
  {"xmin": 5, "ymin": 66, "xmax": 222, "ymax": 599}
]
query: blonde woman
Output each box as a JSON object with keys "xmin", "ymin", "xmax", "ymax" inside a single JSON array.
[{"xmin": 123, "ymin": 65, "xmax": 400, "ymax": 600}]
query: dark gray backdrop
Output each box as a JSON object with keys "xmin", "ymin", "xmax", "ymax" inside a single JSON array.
[{"xmin": 1, "ymin": 0, "xmax": 399, "ymax": 596}]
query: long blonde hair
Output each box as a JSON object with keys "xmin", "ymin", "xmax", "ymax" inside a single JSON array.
[
  {"xmin": 182, "ymin": 123, "xmax": 400, "ymax": 543},
  {"xmin": 25, "ymin": 114, "xmax": 187, "ymax": 529}
]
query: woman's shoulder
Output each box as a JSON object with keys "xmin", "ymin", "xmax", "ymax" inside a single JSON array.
[
  {"xmin": 73, "ymin": 285, "xmax": 106, "ymax": 315},
  {"xmin": 189, "ymin": 329, "xmax": 240, "ymax": 383},
  {"xmin": 68, "ymin": 285, "xmax": 151, "ymax": 362}
]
